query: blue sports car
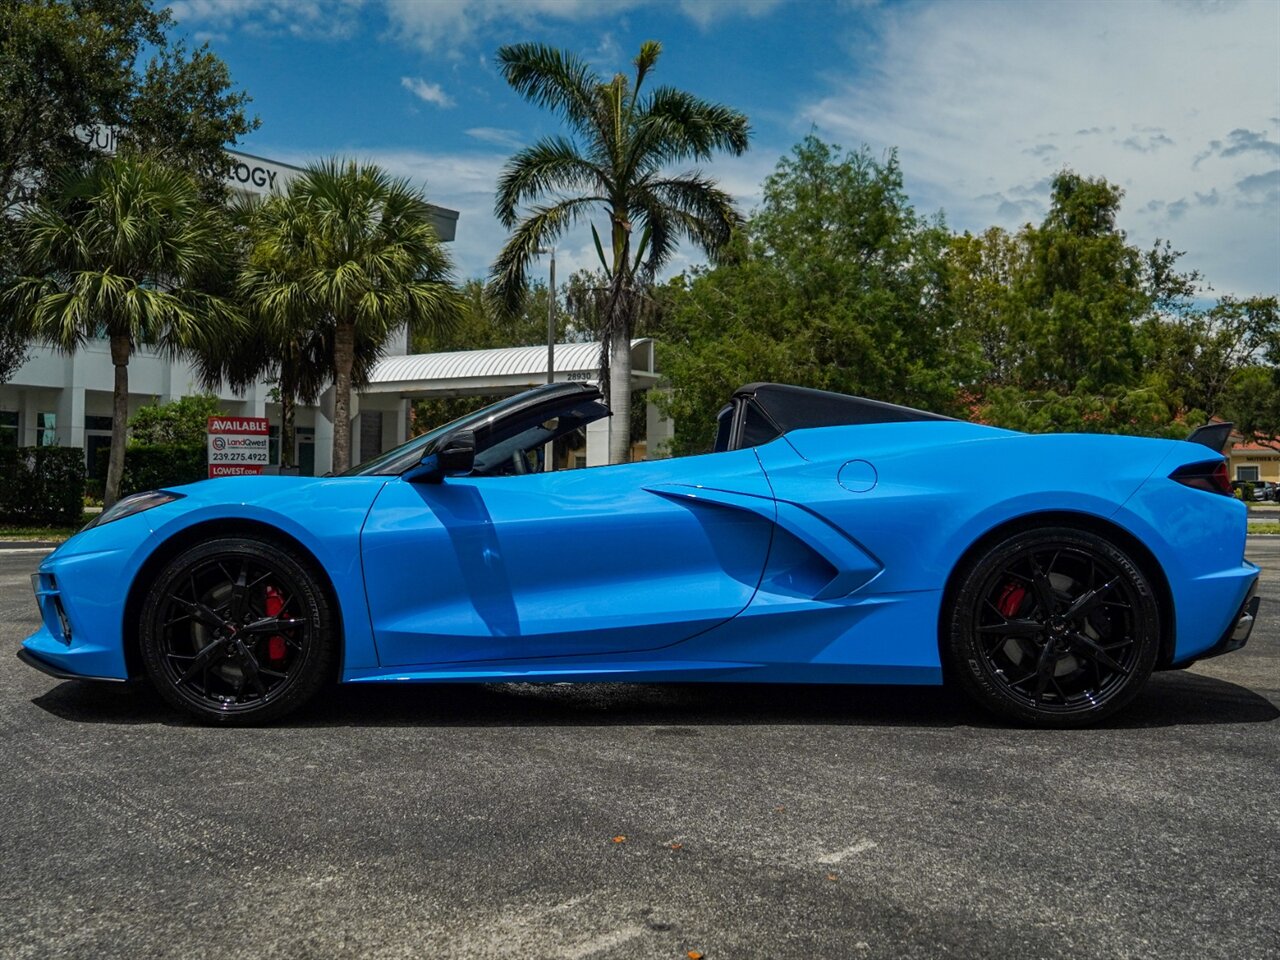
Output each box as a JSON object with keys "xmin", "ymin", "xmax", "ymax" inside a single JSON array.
[{"xmin": 20, "ymin": 382, "xmax": 1261, "ymax": 726}]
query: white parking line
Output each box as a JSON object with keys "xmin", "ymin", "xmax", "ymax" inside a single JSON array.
[{"xmin": 818, "ymin": 839, "xmax": 878, "ymax": 864}]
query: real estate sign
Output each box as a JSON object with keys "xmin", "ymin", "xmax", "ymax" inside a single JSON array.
[{"xmin": 207, "ymin": 416, "xmax": 270, "ymax": 478}]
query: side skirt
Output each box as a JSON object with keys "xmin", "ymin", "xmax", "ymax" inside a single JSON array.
[{"xmin": 342, "ymin": 659, "xmax": 943, "ymax": 686}]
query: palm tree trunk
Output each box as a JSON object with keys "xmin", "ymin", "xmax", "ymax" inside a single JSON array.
[
  {"xmin": 104, "ymin": 334, "xmax": 130, "ymax": 508},
  {"xmin": 281, "ymin": 395, "xmax": 296, "ymax": 470},
  {"xmin": 608, "ymin": 324, "xmax": 632, "ymax": 464},
  {"xmin": 332, "ymin": 319, "xmax": 355, "ymax": 473},
  {"xmin": 279, "ymin": 361, "xmax": 296, "ymax": 470}
]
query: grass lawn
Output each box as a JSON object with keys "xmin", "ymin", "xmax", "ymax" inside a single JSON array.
[{"xmin": 0, "ymin": 513, "xmax": 91, "ymax": 542}]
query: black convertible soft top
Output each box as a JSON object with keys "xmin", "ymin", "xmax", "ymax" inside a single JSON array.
[
  {"xmin": 716, "ymin": 383, "xmax": 952, "ymax": 452},
  {"xmin": 735, "ymin": 383, "xmax": 952, "ymax": 430}
]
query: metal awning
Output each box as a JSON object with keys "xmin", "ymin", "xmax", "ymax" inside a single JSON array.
[{"xmin": 363, "ymin": 339, "xmax": 658, "ymax": 398}]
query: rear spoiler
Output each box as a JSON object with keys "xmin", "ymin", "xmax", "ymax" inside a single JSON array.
[{"xmin": 1186, "ymin": 422, "xmax": 1233, "ymax": 454}]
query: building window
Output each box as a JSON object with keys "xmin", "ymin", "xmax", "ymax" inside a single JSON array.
[
  {"xmin": 36, "ymin": 412, "xmax": 56, "ymax": 447},
  {"xmin": 296, "ymin": 427, "xmax": 315, "ymax": 476},
  {"xmin": 1237, "ymin": 465, "xmax": 1260, "ymax": 482},
  {"xmin": 269, "ymin": 425, "xmax": 280, "ymax": 465},
  {"xmin": 0, "ymin": 411, "xmax": 17, "ymax": 448},
  {"xmin": 85, "ymin": 415, "xmax": 113, "ymax": 431},
  {"xmin": 360, "ymin": 411, "xmax": 384, "ymax": 464}
]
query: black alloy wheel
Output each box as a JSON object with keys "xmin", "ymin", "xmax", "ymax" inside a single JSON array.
[
  {"xmin": 139, "ymin": 537, "xmax": 334, "ymax": 724},
  {"xmin": 946, "ymin": 526, "xmax": 1160, "ymax": 727}
]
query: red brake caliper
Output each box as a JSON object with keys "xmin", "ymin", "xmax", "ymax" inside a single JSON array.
[
  {"xmin": 996, "ymin": 582, "xmax": 1027, "ymax": 618},
  {"xmin": 264, "ymin": 586, "xmax": 287, "ymax": 664}
]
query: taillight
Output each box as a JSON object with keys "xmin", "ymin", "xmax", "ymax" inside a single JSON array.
[{"xmin": 1170, "ymin": 460, "xmax": 1232, "ymax": 496}]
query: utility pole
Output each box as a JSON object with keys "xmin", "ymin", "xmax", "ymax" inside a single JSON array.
[
  {"xmin": 545, "ymin": 247, "xmax": 556, "ymax": 384},
  {"xmin": 537, "ymin": 247, "xmax": 556, "ymax": 469}
]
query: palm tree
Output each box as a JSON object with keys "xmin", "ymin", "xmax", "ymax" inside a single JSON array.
[
  {"xmin": 243, "ymin": 160, "xmax": 458, "ymax": 473},
  {"xmin": 195, "ymin": 195, "xmax": 381, "ymax": 471},
  {"xmin": 491, "ymin": 40, "xmax": 749, "ymax": 463},
  {"xmin": 3, "ymin": 155, "xmax": 239, "ymax": 505}
]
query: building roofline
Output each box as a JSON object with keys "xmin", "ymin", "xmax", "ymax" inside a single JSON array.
[
  {"xmin": 225, "ymin": 147, "xmax": 307, "ymax": 173},
  {"xmin": 223, "ymin": 148, "xmax": 460, "ymax": 222}
]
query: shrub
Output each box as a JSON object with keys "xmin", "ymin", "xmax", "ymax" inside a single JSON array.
[
  {"xmin": 0, "ymin": 446, "xmax": 86, "ymax": 524},
  {"xmin": 96, "ymin": 444, "xmax": 207, "ymax": 497},
  {"xmin": 128, "ymin": 394, "xmax": 225, "ymax": 447}
]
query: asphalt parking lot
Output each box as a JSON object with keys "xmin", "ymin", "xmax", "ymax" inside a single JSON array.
[{"xmin": 1, "ymin": 541, "xmax": 1277, "ymax": 960}]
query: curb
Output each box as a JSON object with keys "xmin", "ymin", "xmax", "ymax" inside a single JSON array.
[{"xmin": 0, "ymin": 541, "xmax": 61, "ymax": 550}]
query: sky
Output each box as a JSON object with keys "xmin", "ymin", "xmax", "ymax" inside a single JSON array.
[{"xmin": 168, "ymin": 0, "xmax": 1280, "ymax": 298}]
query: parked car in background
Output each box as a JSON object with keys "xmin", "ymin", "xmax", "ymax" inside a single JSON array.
[{"xmin": 1232, "ymin": 480, "xmax": 1276, "ymax": 501}]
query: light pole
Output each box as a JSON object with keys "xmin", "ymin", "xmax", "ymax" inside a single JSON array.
[
  {"xmin": 536, "ymin": 246, "xmax": 556, "ymax": 470},
  {"xmin": 536, "ymin": 246, "xmax": 555, "ymax": 384}
]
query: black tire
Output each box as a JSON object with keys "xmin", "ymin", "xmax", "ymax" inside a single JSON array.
[
  {"xmin": 945, "ymin": 526, "xmax": 1160, "ymax": 728},
  {"xmin": 139, "ymin": 536, "xmax": 335, "ymax": 724}
]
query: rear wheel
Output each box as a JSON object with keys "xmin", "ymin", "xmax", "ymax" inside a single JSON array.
[
  {"xmin": 946, "ymin": 527, "xmax": 1160, "ymax": 727},
  {"xmin": 139, "ymin": 537, "xmax": 334, "ymax": 724}
]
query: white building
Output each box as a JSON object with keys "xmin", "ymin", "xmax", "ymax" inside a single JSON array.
[{"xmin": 0, "ymin": 149, "xmax": 460, "ymax": 477}]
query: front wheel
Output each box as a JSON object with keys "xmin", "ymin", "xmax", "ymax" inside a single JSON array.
[
  {"xmin": 139, "ymin": 537, "xmax": 335, "ymax": 724},
  {"xmin": 945, "ymin": 527, "xmax": 1160, "ymax": 727}
]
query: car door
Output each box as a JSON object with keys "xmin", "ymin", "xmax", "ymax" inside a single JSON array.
[{"xmin": 360, "ymin": 447, "xmax": 775, "ymax": 666}]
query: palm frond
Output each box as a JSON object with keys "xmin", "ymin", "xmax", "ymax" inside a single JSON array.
[
  {"xmin": 494, "ymin": 136, "xmax": 607, "ymax": 228},
  {"xmin": 496, "ymin": 43, "xmax": 598, "ymax": 132},
  {"xmin": 633, "ymin": 87, "xmax": 750, "ymax": 168},
  {"xmin": 632, "ymin": 40, "xmax": 662, "ymax": 96},
  {"xmin": 632, "ymin": 174, "xmax": 743, "ymax": 274},
  {"xmin": 489, "ymin": 197, "xmax": 601, "ymax": 316}
]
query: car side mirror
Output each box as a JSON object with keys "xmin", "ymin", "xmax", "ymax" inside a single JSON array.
[{"xmin": 408, "ymin": 430, "xmax": 475, "ymax": 483}]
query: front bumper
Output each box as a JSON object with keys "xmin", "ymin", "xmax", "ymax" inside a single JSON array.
[
  {"xmin": 17, "ymin": 646, "xmax": 126, "ymax": 683},
  {"xmin": 20, "ymin": 543, "xmax": 137, "ymax": 682}
]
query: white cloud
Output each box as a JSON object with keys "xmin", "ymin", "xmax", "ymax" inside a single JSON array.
[
  {"xmin": 382, "ymin": 0, "xmax": 784, "ymax": 52},
  {"xmin": 168, "ymin": 0, "xmax": 366, "ymax": 39},
  {"xmin": 399, "ymin": 76, "xmax": 455, "ymax": 108},
  {"xmin": 465, "ymin": 127, "xmax": 525, "ymax": 149},
  {"xmin": 803, "ymin": 0, "xmax": 1280, "ymax": 296},
  {"xmin": 677, "ymin": 0, "xmax": 784, "ymax": 28}
]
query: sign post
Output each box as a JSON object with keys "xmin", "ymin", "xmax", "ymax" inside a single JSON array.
[{"xmin": 207, "ymin": 416, "xmax": 270, "ymax": 478}]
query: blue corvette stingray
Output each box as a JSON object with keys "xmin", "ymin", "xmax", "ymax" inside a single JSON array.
[{"xmin": 20, "ymin": 382, "xmax": 1261, "ymax": 726}]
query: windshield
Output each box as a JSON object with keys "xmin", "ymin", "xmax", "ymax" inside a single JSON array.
[{"xmin": 343, "ymin": 391, "xmax": 546, "ymax": 477}]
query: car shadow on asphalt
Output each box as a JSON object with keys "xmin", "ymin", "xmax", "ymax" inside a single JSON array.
[{"xmin": 29, "ymin": 669, "xmax": 1280, "ymax": 730}]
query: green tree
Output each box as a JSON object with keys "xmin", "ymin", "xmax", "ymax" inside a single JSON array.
[
  {"xmin": 0, "ymin": 0, "xmax": 256, "ymax": 214},
  {"xmin": 1140, "ymin": 295, "xmax": 1276, "ymax": 423},
  {"xmin": 490, "ymin": 40, "xmax": 749, "ymax": 463},
  {"xmin": 947, "ymin": 171, "xmax": 1224, "ymax": 436},
  {"xmin": 656, "ymin": 137, "xmax": 962, "ymax": 454},
  {"xmin": 0, "ymin": 316, "xmax": 25, "ymax": 383},
  {"xmin": 237, "ymin": 160, "xmax": 458, "ymax": 473},
  {"xmin": 1225, "ymin": 366, "xmax": 1280, "ymax": 450},
  {"xmin": 0, "ymin": 0, "xmax": 256, "ymax": 386},
  {"xmin": 949, "ymin": 173, "xmax": 1150, "ymax": 396},
  {"xmin": 413, "ymin": 277, "xmax": 584, "ymax": 354},
  {"xmin": 1217, "ymin": 296, "xmax": 1280, "ymax": 448},
  {"xmin": 191, "ymin": 194, "xmax": 384, "ymax": 471},
  {"xmin": 3, "ymin": 155, "xmax": 240, "ymax": 505}
]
